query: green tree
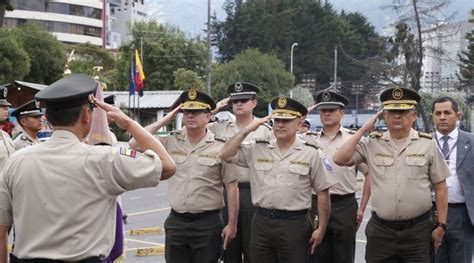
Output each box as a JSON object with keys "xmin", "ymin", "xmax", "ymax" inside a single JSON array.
[
  {"xmin": 0, "ymin": 29, "xmax": 29, "ymax": 83},
  {"xmin": 0, "ymin": 0, "xmax": 13, "ymax": 28},
  {"xmin": 213, "ymin": 0, "xmax": 383, "ymax": 85},
  {"xmin": 11, "ymin": 23, "xmax": 65, "ymax": 84},
  {"xmin": 173, "ymin": 68, "xmax": 205, "ymax": 90},
  {"xmin": 291, "ymin": 86, "xmax": 315, "ymax": 107},
  {"xmin": 458, "ymin": 13, "xmax": 474, "ymax": 90},
  {"xmin": 65, "ymin": 43, "xmax": 116, "ymax": 86},
  {"xmin": 211, "ymin": 48, "xmax": 293, "ymax": 116},
  {"xmin": 113, "ymin": 21, "xmax": 207, "ymax": 91}
]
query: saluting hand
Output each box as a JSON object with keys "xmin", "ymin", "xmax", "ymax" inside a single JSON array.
[
  {"xmin": 309, "ymin": 228, "xmax": 324, "ymax": 254},
  {"xmin": 361, "ymin": 110, "xmax": 383, "ymax": 133},
  {"xmin": 243, "ymin": 115, "xmax": 271, "ymax": 135},
  {"xmin": 212, "ymin": 97, "xmax": 230, "ymax": 115},
  {"xmin": 94, "ymin": 99, "xmax": 132, "ymax": 130},
  {"xmin": 162, "ymin": 104, "xmax": 182, "ymax": 126}
]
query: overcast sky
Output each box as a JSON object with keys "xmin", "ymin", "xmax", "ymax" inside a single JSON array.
[{"xmin": 147, "ymin": 0, "xmax": 473, "ymax": 36}]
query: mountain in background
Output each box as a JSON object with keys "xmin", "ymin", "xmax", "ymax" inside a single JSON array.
[{"xmin": 147, "ymin": 0, "xmax": 473, "ymax": 36}]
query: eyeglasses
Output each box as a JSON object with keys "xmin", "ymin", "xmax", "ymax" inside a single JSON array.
[{"xmin": 231, "ymin": 99, "xmax": 250, "ymax": 104}]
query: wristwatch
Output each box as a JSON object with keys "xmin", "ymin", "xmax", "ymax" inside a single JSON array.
[{"xmin": 436, "ymin": 223, "xmax": 447, "ymax": 231}]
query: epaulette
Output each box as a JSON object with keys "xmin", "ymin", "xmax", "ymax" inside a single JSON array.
[
  {"xmin": 306, "ymin": 131, "xmax": 319, "ymax": 136},
  {"xmin": 255, "ymin": 139, "xmax": 270, "ymax": 144},
  {"xmin": 418, "ymin": 132, "xmax": 433, "ymax": 139},
  {"xmin": 170, "ymin": 130, "xmax": 183, "ymax": 135},
  {"xmin": 261, "ymin": 122, "xmax": 272, "ymax": 130},
  {"xmin": 304, "ymin": 141, "xmax": 320, "ymax": 150},
  {"xmin": 347, "ymin": 129, "xmax": 356, "ymax": 134},
  {"xmin": 217, "ymin": 118, "xmax": 229, "ymax": 123},
  {"xmin": 214, "ymin": 136, "xmax": 226, "ymax": 143},
  {"xmin": 369, "ymin": 131, "xmax": 382, "ymax": 138}
]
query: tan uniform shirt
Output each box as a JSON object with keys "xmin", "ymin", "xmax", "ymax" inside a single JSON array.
[
  {"xmin": 0, "ymin": 130, "xmax": 15, "ymax": 169},
  {"xmin": 160, "ymin": 129, "xmax": 239, "ymax": 213},
  {"xmin": 352, "ymin": 129, "xmax": 449, "ymax": 220},
  {"xmin": 305, "ymin": 127, "xmax": 361, "ymax": 195},
  {"xmin": 208, "ymin": 119, "xmax": 273, "ymax": 182},
  {"xmin": 236, "ymin": 138, "xmax": 336, "ymax": 211},
  {"xmin": 0, "ymin": 130, "xmax": 162, "ymax": 260},
  {"xmin": 13, "ymin": 132, "xmax": 40, "ymax": 150}
]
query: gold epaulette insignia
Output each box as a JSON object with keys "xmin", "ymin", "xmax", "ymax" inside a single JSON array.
[
  {"xmin": 369, "ymin": 131, "xmax": 382, "ymax": 138},
  {"xmin": 304, "ymin": 141, "xmax": 320, "ymax": 150},
  {"xmin": 418, "ymin": 132, "xmax": 433, "ymax": 139}
]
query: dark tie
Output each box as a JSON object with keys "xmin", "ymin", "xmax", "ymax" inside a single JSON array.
[{"xmin": 441, "ymin": 136, "xmax": 450, "ymax": 159}]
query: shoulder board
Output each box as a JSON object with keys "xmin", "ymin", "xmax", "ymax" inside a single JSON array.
[
  {"xmin": 418, "ymin": 132, "xmax": 433, "ymax": 139},
  {"xmin": 304, "ymin": 141, "xmax": 319, "ymax": 149},
  {"xmin": 214, "ymin": 136, "xmax": 226, "ymax": 143},
  {"xmin": 216, "ymin": 118, "xmax": 229, "ymax": 123},
  {"xmin": 369, "ymin": 131, "xmax": 382, "ymax": 138},
  {"xmin": 306, "ymin": 131, "xmax": 319, "ymax": 136},
  {"xmin": 255, "ymin": 139, "xmax": 270, "ymax": 144},
  {"xmin": 170, "ymin": 130, "xmax": 183, "ymax": 135},
  {"xmin": 347, "ymin": 129, "xmax": 356, "ymax": 134}
]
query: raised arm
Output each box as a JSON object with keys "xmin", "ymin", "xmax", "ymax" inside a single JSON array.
[
  {"xmin": 95, "ymin": 99, "xmax": 176, "ymax": 180},
  {"xmin": 333, "ymin": 111, "xmax": 382, "ymax": 166},
  {"xmin": 218, "ymin": 116, "xmax": 270, "ymax": 161}
]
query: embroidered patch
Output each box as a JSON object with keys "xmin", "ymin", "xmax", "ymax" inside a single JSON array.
[
  {"xmin": 170, "ymin": 151, "xmax": 186, "ymax": 156},
  {"xmin": 407, "ymin": 153, "xmax": 425, "ymax": 158},
  {"xmin": 199, "ymin": 154, "xmax": 216, "ymax": 159},
  {"xmin": 290, "ymin": 160, "xmax": 309, "ymax": 167},
  {"xmin": 120, "ymin": 147, "xmax": 137, "ymax": 158},
  {"xmin": 323, "ymin": 158, "xmax": 333, "ymax": 171},
  {"xmin": 375, "ymin": 153, "xmax": 392, "ymax": 158},
  {"xmin": 257, "ymin": 158, "xmax": 273, "ymax": 163}
]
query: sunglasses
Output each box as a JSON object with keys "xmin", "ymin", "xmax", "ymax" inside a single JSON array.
[
  {"xmin": 231, "ymin": 99, "xmax": 251, "ymax": 104},
  {"xmin": 181, "ymin": 109, "xmax": 209, "ymax": 114}
]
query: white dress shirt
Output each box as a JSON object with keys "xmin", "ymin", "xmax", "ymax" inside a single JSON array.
[{"xmin": 435, "ymin": 129, "xmax": 465, "ymax": 203}]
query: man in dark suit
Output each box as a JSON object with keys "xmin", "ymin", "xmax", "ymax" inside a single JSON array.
[{"xmin": 432, "ymin": 96, "xmax": 474, "ymax": 263}]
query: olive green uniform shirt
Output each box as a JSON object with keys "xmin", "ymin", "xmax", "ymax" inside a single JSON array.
[
  {"xmin": 352, "ymin": 129, "xmax": 449, "ymax": 220},
  {"xmin": 208, "ymin": 119, "xmax": 273, "ymax": 182},
  {"xmin": 160, "ymin": 129, "xmax": 239, "ymax": 213},
  {"xmin": 236, "ymin": 138, "xmax": 336, "ymax": 210}
]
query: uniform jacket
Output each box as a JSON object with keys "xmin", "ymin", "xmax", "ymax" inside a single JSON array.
[{"xmin": 456, "ymin": 130, "xmax": 474, "ymax": 225}]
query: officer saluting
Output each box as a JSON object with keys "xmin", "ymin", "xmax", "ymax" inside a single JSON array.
[
  {"xmin": 219, "ymin": 97, "xmax": 336, "ymax": 262},
  {"xmin": 11, "ymin": 100, "xmax": 43, "ymax": 150},
  {"xmin": 334, "ymin": 87, "xmax": 449, "ymax": 262},
  {"xmin": 208, "ymin": 82, "xmax": 272, "ymax": 263},
  {"xmin": 0, "ymin": 74, "xmax": 176, "ymax": 262}
]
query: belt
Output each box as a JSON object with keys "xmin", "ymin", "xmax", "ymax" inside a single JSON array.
[
  {"xmin": 238, "ymin": 182, "xmax": 251, "ymax": 189},
  {"xmin": 170, "ymin": 209, "xmax": 220, "ymax": 221},
  {"xmin": 448, "ymin": 203, "xmax": 466, "ymax": 208},
  {"xmin": 10, "ymin": 254, "xmax": 103, "ymax": 263},
  {"xmin": 330, "ymin": 193, "xmax": 355, "ymax": 203},
  {"xmin": 256, "ymin": 207, "xmax": 307, "ymax": 219},
  {"xmin": 371, "ymin": 210, "xmax": 431, "ymax": 230}
]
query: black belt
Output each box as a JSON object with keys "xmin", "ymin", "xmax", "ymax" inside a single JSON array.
[
  {"xmin": 256, "ymin": 207, "xmax": 307, "ymax": 219},
  {"xmin": 371, "ymin": 210, "xmax": 431, "ymax": 230},
  {"xmin": 170, "ymin": 209, "xmax": 220, "ymax": 221},
  {"xmin": 10, "ymin": 254, "xmax": 103, "ymax": 263},
  {"xmin": 330, "ymin": 193, "xmax": 355, "ymax": 203},
  {"xmin": 238, "ymin": 182, "xmax": 251, "ymax": 189},
  {"xmin": 448, "ymin": 203, "xmax": 466, "ymax": 208}
]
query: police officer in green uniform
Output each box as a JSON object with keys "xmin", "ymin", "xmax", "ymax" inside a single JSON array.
[
  {"xmin": 11, "ymin": 100, "xmax": 43, "ymax": 150},
  {"xmin": 219, "ymin": 97, "xmax": 336, "ymax": 262},
  {"xmin": 208, "ymin": 82, "xmax": 272, "ymax": 263},
  {"xmin": 334, "ymin": 87, "xmax": 449, "ymax": 263}
]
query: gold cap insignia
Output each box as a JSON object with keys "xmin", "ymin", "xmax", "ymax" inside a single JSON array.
[
  {"xmin": 3, "ymin": 88, "xmax": 7, "ymax": 98},
  {"xmin": 35, "ymin": 100, "xmax": 40, "ymax": 109},
  {"xmin": 278, "ymin": 97, "xmax": 287, "ymax": 108},
  {"xmin": 392, "ymin": 88, "xmax": 403, "ymax": 100},
  {"xmin": 188, "ymin": 89, "xmax": 197, "ymax": 100},
  {"xmin": 88, "ymin": 94, "xmax": 95, "ymax": 103},
  {"xmin": 322, "ymin": 91, "xmax": 331, "ymax": 102},
  {"xmin": 234, "ymin": 82, "xmax": 243, "ymax": 92}
]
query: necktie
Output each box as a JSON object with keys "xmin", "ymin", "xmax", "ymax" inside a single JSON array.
[{"xmin": 441, "ymin": 136, "xmax": 450, "ymax": 159}]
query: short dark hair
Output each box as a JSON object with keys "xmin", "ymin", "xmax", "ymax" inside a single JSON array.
[
  {"xmin": 431, "ymin": 96, "xmax": 459, "ymax": 113},
  {"xmin": 46, "ymin": 105, "xmax": 86, "ymax": 126}
]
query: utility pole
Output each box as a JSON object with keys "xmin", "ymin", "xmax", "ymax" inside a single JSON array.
[
  {"xmin": 333, "ymin": 45, "xmax": 337, "ymax": 91},
  {"xmin": 206, "ymin": 0, "xmax": 212, "ymax": 95}
]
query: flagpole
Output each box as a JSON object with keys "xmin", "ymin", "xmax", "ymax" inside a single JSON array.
[
  {"xmin": 138, "ymin": 38, "xmax": 143, "ymax": 123},
  {"xmin": 128, "ymin": 56, "xmax": 132, "ymax": 119}
]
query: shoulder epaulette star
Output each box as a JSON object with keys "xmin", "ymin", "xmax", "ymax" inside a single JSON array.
[
  {"xmin": 170, "ymin": 130, "xmax": 183, "ymax": 135},
  {"xmin": 304, "ymin": 141, "xmax": 320, "ymax": 150},
  {"xmin": 255, "ymin": 139, "xmax": 270, "ymax": 144},
  {"xmin": 369, "ymin": 131, "xmax": 382, "ymax": 138},
  {"xmin": 214, "ymin": 136, "xmax": 226, "ymax": 143},
  {"xmin": 418, "ymin": 132, "xmax": 433, "ymax": 139}
]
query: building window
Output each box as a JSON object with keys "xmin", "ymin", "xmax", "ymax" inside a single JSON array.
[{"xmin": 46, "ymin": 3, "xmax": 101, "ymax": 19}]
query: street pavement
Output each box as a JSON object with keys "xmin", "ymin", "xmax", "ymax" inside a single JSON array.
[{"xmin": 122, "ymin": 177, "xmax": 371, "ymax": 262}]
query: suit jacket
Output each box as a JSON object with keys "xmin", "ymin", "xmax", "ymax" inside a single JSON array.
[{"xmin": 456, "ymin": 129, "xmax": 474, "ymax": 225}]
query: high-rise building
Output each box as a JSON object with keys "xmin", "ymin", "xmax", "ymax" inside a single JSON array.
[{"xmin": 3, "ymin": 0, "xmax": 149, "ymax": 49}]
